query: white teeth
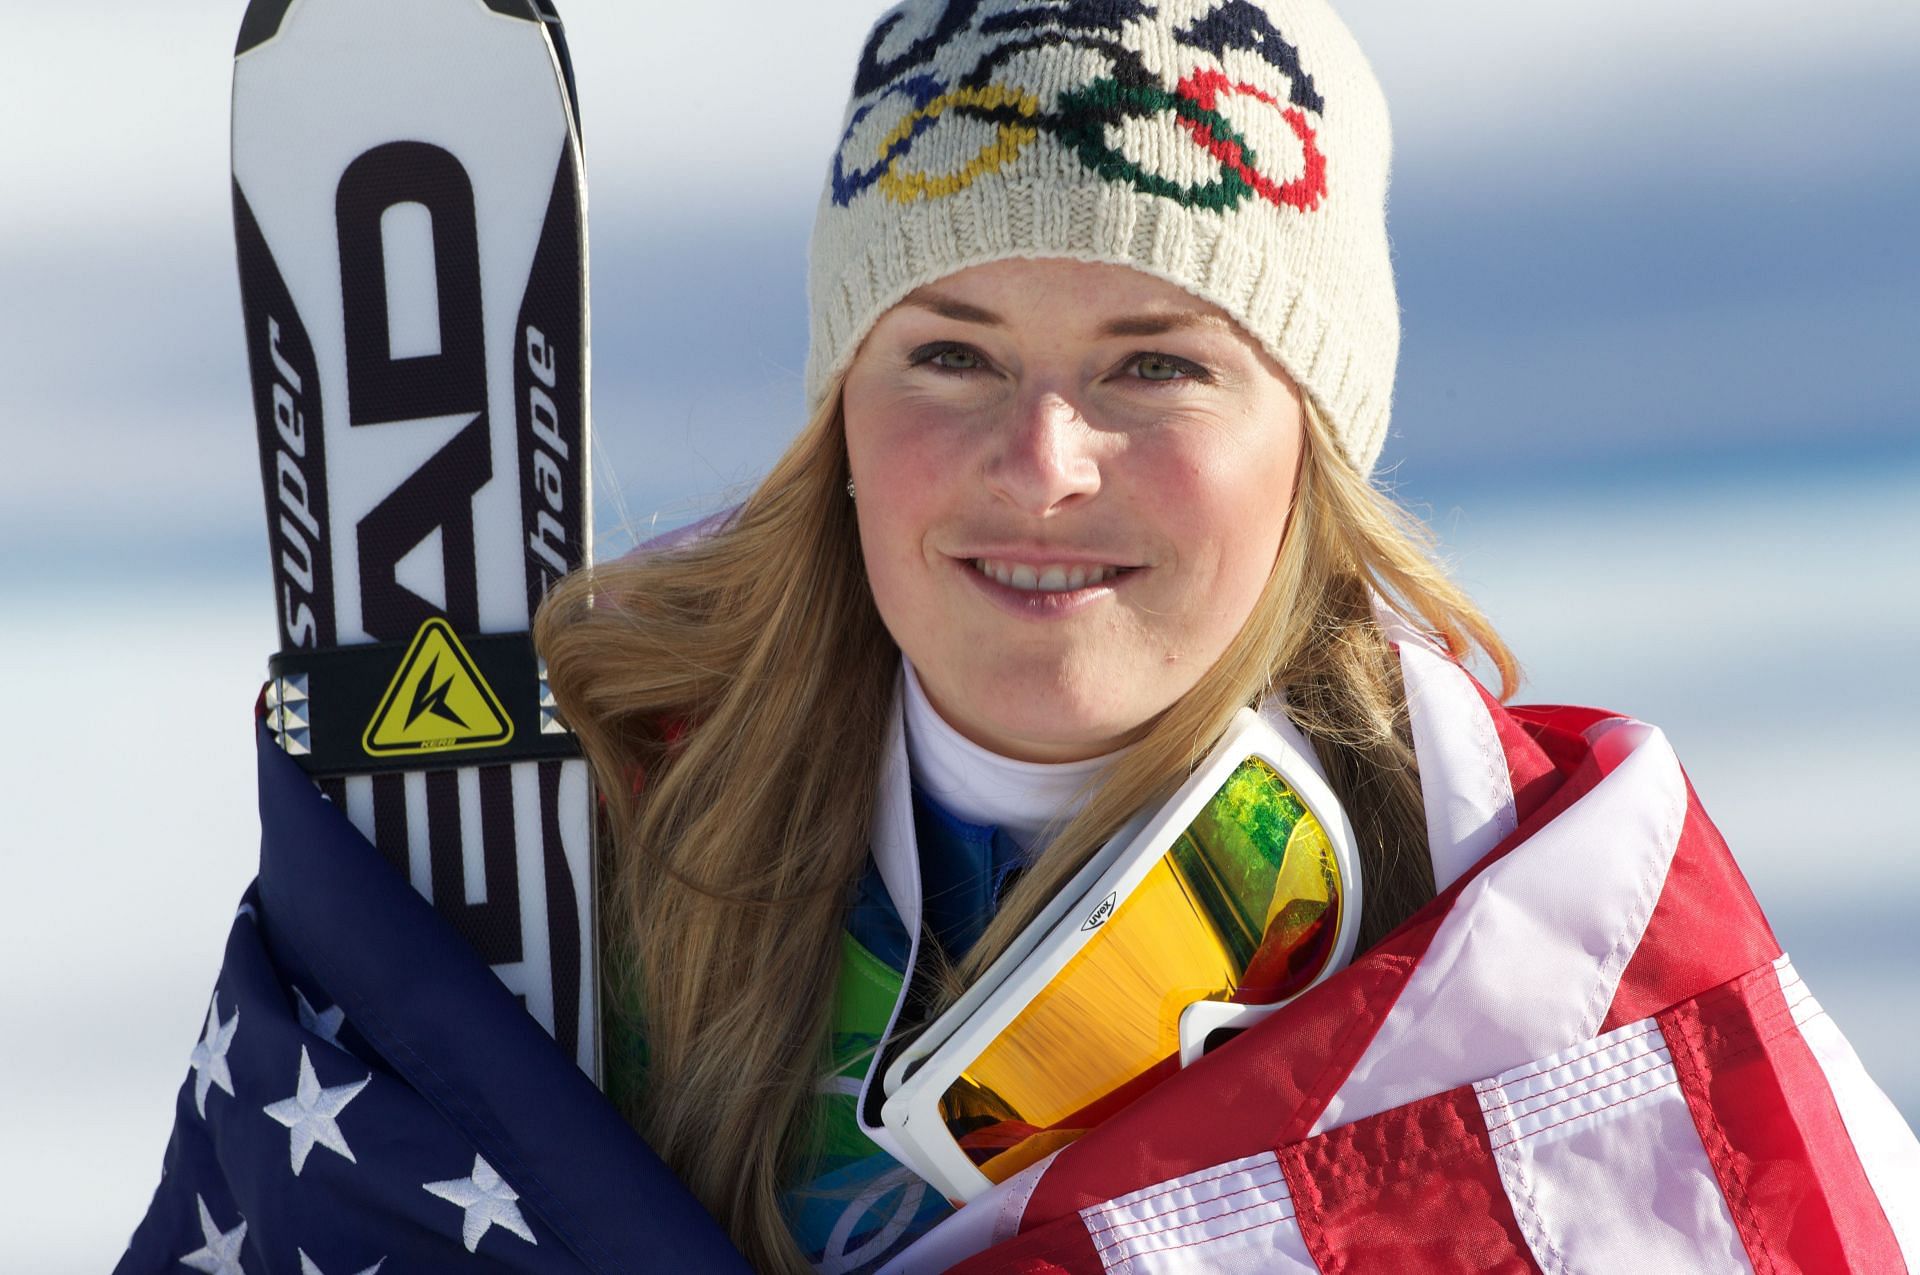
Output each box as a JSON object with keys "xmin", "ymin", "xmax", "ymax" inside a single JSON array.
[{"xmin": 973, "ymin": 559, "xmax": 1123, "ymax": 592}]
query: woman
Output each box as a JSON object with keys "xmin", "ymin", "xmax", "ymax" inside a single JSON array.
[{"xmin": 536, "ymin": 2, "xmax": 1916, "ymax": 1273}]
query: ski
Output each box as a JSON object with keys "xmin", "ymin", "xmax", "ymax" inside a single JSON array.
[{"xmin": 231, "ymin": 0, "xmax": 597, "ymax": 1079}]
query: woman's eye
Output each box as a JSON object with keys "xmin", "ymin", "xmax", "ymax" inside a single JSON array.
[
  {"xmin": 1129, "ymin": 353, "xmax": 1207, "ymax": 383},
  {"xmin": 911, "ymin": 343, "xmax": 985, "ymax": 373}
]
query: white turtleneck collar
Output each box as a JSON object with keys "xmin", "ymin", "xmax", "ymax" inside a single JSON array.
[{"xmin": 900, "ymin": 657, "xmax": 1129, "ymax": 852}]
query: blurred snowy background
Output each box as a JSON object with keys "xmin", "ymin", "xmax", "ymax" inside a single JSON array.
[{"xmin": 1, "ymin": 0, "xmax": 1915, "ymax": 1267}]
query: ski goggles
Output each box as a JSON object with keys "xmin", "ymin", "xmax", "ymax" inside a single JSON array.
[{"xmin": 875, "ymin": 707, "xmax": 1361, "ymax": 1203}]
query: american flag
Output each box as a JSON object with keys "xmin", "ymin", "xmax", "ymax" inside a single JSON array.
[{"xmin": 113, "ymin": 721, "xmax": 750, "ymax": 1273}]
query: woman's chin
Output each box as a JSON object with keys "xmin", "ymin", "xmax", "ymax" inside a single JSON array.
[{"xmin": 941, "ymin": 687, "xmax": 1159, "ymax": 763}]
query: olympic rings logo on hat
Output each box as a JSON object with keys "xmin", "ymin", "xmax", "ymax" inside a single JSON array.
[
  {"xmin": 829, "ymin": 1, "xmax": 1330, "ymax": 214},
  {"xmin": 876, "ymin": 83, "xmax": 1043, "ymax": 204},
  {"xmin": 1049, "ymin": 69, "xmax": 1326, "ymax": 213},
  {"xmin": 831, "ymin": 73, "xmax": 946, "ymax": 206}
]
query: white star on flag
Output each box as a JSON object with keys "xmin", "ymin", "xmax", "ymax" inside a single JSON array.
[
  {"xmin": 190, "ymin": 993, "xmax": 239, "ymax": 1118},
  {"xmin": 179, "ymin": 1194, "xmax": 248, "ymax": 1274},
  {"xmin": 423, "ymin": 1154, "xmax": 538, "ymax": 1253},
  {"xmin": 297, "ymin": 1249, "xmax": 384, "ymax": 1275},
  {"xmin": 294, "ymin": 987, "xmax": 347, "ymax": 1049},
  {"xmin": 262, "ymin": 1046, "xmax": 369, "ymax": 1175}
]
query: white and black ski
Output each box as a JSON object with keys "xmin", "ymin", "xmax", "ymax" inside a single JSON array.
[{"xmin": 231, "ymin": 0, "xmax": 597, "ymax": 1078}]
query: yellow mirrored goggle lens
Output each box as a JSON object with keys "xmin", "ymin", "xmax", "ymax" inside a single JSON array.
[{"xmin": 937, "ymin": 756, "xmax": 1345, "ymax": 1181}]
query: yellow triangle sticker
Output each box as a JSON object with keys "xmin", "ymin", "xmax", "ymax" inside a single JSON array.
[{"xmin": 362, "ymin": 618, "xmax": 514, "ymax": 757}]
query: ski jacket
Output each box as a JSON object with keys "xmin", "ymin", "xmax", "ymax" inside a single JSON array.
[
  {"xmin": 117, "ymin": 617, "xmax": 1918, "ymax": 1272},
  {"xmin": 606, "ymin": 779, "xmax": 1028, "ymax": 1271}
]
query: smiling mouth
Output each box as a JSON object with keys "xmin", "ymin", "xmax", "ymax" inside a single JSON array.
[{"xmin": 969, "ymin": 558, "xmax": 1134, "ymax": 593}]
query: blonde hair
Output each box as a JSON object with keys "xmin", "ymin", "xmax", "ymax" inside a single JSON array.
[{"xmin": 535, "ymin": 381, "xmax": 1516, "ymax": 1274}]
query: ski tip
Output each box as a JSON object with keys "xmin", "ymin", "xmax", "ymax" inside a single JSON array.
[
  {"xmin": 234, "ymin": 0, "xmax": 295, "ymax": 57},
  {"xmin": 481, "ymin": 0, "xmax": 546, "ymax": 20},
  {"xmin": 532, "ymin": 0, "xmax": 581, "ymax": 140},
  {"xmin": 238, "ymin": 0, "xmax": 553, "ymax": 58}
]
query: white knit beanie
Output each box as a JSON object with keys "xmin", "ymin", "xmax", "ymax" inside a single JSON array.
[{"xmin": 805, "ymin": 0, "xmax": 1399, "ymax": 476}]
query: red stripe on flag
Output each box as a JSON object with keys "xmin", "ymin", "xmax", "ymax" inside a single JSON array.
[
  {"xmin": 1278, "ymin": 1085, "xmax": 1541, "ymax": 1274},
  {"xmin": 942, "ymin": 1210, "xmax": 1105, "ymax": 1275},
  {"xmin": 1503, "ymin": 701, "xmax": 1618, "ymax": 759},
  {"xmin": 1602, "ymin": 775, "xmax": 1779, "ymax": 1031},
  {"xmin": 1660, "ymin": 964, "xmax": 1905, "ymax": 1273},
  {"xmin": 1478, "ymin": 695, "xmax": 1574, "ymax": 820}
]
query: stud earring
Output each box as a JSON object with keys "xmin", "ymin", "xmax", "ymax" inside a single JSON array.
[{"xmin": 846, "ymin": 476, "xmax": 857, "ymax": 499}]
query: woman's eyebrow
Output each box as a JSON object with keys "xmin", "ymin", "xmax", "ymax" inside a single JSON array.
[
  {"xmin": 901, "ymin": 289, "xmax": 1003, "ymax": 325},
  {"xmin": 1098, "ymin": 311, "xmax": 1232, "ymax": 338},
  {"xmin": 901, "ymin": 289, "xmax": 1231, "ymax": 339}
]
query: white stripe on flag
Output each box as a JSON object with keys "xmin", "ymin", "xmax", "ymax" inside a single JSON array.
[
  {"xmin": 1078, "ymin": 1152, "xmax": 1314, "ymax": 1274},
  {"xmin": 1474, "ymin": 1017, "xmax": 1753, "ymax": 1274},
  {"xmin": 1397, "ymin": 639, "xmax": 1517, "ymax": 891},
  {"xmin": 1774, "ymin": 956, "xmax": 1920, "ymax": 1262},
  {"xmin": 1315, "ymin": 721, "xmax": 1688, "ymax": 1134}
]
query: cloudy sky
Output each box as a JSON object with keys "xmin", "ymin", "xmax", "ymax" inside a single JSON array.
[{"xmin": 1, "ymin": 2, "xmax": 1915, "ymax": 1266}]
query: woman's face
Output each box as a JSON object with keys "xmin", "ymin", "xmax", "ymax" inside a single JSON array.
[{"xmin": 843, "ymin": 258, "xmax": 1304, "ymax": 762}]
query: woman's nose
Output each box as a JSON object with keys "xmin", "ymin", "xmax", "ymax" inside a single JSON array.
[{"xmin": 982, "ymin": 390, "xmax": 1101, "ymax": 515}]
